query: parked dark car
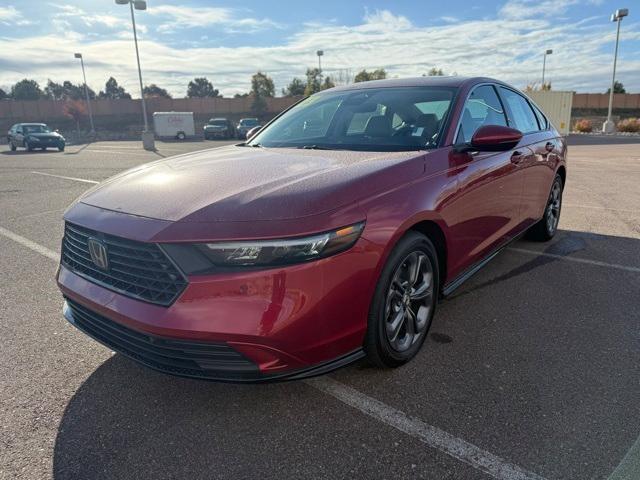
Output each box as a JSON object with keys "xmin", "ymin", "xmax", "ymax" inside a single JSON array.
[
  {"xmin": 204, "ymin": 118, "xmax": 235, "ymax": 140},
  {"xmin": 8, "ymin": 123, "xmax": 65, "ymax": 151},
  {"xmin": 236, "ymin": 117, "xmax": 261, "ymax": 139},
  {"xmin": 57, "ymin": 76, "xmax": 566, "ymax": 382}
]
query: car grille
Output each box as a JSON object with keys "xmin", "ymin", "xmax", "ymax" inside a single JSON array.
[
  {"xmin": 65, "ymin": 299, "xmax": 261, "ymax": 380},
  {"xmin": 61, "ymin": 222, "xmax": 187, "ymax": 306}
]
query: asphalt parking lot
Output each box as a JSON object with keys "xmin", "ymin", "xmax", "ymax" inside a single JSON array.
[{"xmin": 1, "ymin": 136, "xmax": 639, "ymax": 480}]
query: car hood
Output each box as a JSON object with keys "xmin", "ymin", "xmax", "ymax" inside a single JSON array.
[{"xmin": 79, "ymin": 145, "xmax": 424, "ymax": 222}]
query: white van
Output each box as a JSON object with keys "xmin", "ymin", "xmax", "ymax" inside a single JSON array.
[{"xmin": 153, "ymin": 112, "xmax": 195, "ymax": 140}]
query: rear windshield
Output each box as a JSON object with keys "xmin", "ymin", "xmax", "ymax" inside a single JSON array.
[
  {"xmin": 208, "ymin": 120, "xmax": 227, "ymax": 126},
  {"xmin": 248, "ymin": 86, "xmax": 456, "ymax": 151},
  {"xmin": 240, "ymin": 118, "xmax": 259, "ymax": 126}
]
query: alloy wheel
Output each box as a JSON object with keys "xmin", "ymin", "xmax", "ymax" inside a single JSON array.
[
  {"xmin": 384, "ymin": 251, "xmax": 434, "ymax": 352},
  {"xmin": 546, "ymin": 181, "xmax": 562, "ymax": 235}
]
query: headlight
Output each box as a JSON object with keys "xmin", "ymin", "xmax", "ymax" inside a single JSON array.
[
  {"xmin": 163, "ymin": 222, "xmax": 365, "ymax": 274},
  {"xmin": 198, "ymin": 222, "xmax": 364, "ymax": 267}
]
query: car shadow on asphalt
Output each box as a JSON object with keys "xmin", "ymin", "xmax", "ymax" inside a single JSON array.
[{"xmin": 52, "ymin": 355, "xmax": 315, "ymax": 479}]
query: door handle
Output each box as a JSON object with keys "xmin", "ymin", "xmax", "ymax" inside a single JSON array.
[{"xmin": 511, "ymin": 151, "xmax": 524, "ymax": 164}]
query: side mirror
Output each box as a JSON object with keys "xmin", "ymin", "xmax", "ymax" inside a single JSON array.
[
  {"xmin": 246, "ymin": 126, "xmax": 261, "ymax": 140},
  {"xmin": 468, "ymin": 125, "xmax": 523, "ymax": 152}
]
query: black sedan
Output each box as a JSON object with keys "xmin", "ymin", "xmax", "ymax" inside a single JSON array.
[{"xmin": 8, "ymin": 123, "xmax": 65, "ymax": 152}]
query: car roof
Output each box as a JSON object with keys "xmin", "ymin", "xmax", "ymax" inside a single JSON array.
[
  {"xmin": 18, "ymin": 123, "xmax": 47, "ymax": 126},
  {"xmin": 209, "ymin": 118, "xmax": 228, "ymax": 121},
  {"xmin": 328, "ymin": 76, "xmax": 507, "ymax": 92}
]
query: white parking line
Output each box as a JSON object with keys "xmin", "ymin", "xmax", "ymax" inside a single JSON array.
[
  {"xmin": 608, "ymin": 435, "xmax": 640, "ymax": 480},
  {"xmin": 31, "ymin": 171, "xmax": 99, "ymax": 184},
  {"xmin": 0, "ymin": 226, "xmax": 59, "ymax": 261},
  {"xmin": 564, "ymin": 203, "xmax": 639, "ymax": 214},
  {"xmin": 306, "ymin": 377, "xmax": 547, "ymax": 480},
  {"xmin": 508, "ymin": 248, "xmax": 640, "ymax": 273}
]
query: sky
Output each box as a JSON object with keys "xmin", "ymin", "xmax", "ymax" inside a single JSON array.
[{"xmin": 0, "ymin": 0, "xmax": 638, "ymax": 98}]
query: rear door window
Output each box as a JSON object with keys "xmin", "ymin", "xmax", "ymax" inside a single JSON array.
[{"xmin": 498, "ymin": 87, "xmax": 540, "ymax": 133}]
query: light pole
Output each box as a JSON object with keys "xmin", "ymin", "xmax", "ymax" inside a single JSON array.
[
  {"xmin": 603, "ymin": 8, "xmax": 629, "ymax": 133},
  {"xmin": 116, "ymin": 0, "xmax": 154, "ymax": 150},
  {"xmin": 74, "ymin": 53, "xmax": 95, "ymax": 134},
  {"xmin": 317, "ymin": 50, "xmax": 324, "ymax": 79},
  {"xmin": 541, "ymin": 49, "xmax": 552, "ymax": 87}
]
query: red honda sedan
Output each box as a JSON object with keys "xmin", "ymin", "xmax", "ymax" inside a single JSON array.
[{"xmin": 57, "ymin": 76, "xmax": 566, "ymax": 382}]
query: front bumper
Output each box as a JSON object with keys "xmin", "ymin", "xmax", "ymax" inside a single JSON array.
[
  {"xmin": 63, "ymin": 298, "xmax": 364, "ymax": 382},
  {"xmin": 57, "ymin": 232, "xmax": 380, "ymax": 382}
]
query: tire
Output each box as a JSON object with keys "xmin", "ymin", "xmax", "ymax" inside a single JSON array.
[
  {"xmin": 41, "ymin": 147, "xmax": 46, "ymax": 151},
  {"xmin": 527, "ymin": 174, "xmax": 563, "ymax": 242},
  {"xmin": 176, "ymin": 132, "xmax": 186, "ymax": 141},
  {"xmin": 58, "ymin": 145, "xmax": 65, "ymax": 152},
  {"xmin": 25, "ymin": 141, "xmax": 33, "ymax": 152},
  {"xmin": 364, "ymin": 231, "xmax": 439, "ymax": 368},
  {"xmin": 10, "ymin": 141, "xmax": 16, "ymax": 151}
]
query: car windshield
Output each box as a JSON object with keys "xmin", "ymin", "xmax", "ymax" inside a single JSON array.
[
  {"xmin": 248, "ymin": 86, "xmax": 456, "ymax": 151},
  {"xmin": 240, "ymin": 119, "xmax": 259, "ymax": 126},
  {"xmin": 209, "ymin": 120, "xmax": 227, "ymax": 126},
  {"xmin": 23, "ymin": 125, "xmax": 51, "ymax": 134}
]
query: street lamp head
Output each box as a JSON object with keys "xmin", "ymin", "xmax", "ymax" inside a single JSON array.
[
  {"xmin": 545, "ymin": 49, "xmax": 553, "ymax": 55},
  {"xmin": 74, "ymin": 53, "xmax": 82, "ymax": 59},
  {"xmin": 612, "ymin": 8, "xmax": 629, "ymax": 21},
  {"xmin": 317, "ymin": 50, "xmax": 324, "ymax": 57},
  {"xmin": 133, "ymin": 0, "xmax": 147, "ymax": 10}
]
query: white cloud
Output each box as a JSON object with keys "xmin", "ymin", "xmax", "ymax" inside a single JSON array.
[
  {"xmin": 0, "ymin": 7, "xmax": 638, "ymax": 96},
  {"xmin": 0, "ymin": 5, "xmax": 33, "ymax": 25},
  {"xmin": 149, "ymin": 5, "xmax": 282, "ymax": 34}
]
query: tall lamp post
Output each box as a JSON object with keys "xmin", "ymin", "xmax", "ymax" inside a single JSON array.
[
  {"xmin": 74, "ymin": 53, "xmax": 95, "ymax": 135},
  {"xmin": 317, "ymin": 50, "xmax": 324, "ymax": 79},
  {"xmin": 116, "ymin": 0, "xmax": 154, "ymax": 150},
  {"xmin": 603, "ymin": 8, "xmax": 629, "ymax": 133},
  {"xmin": 541, "ymin": 49, "xmax": 553, "ymax": 87}
]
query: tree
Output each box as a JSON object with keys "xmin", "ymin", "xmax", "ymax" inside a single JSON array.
[
  {"xmin": 354, "ymin": 69, "xmax": 387, "ymax": 83},
  {"xmin": 143, "ymin": 84, "xmax": 172, "ymax": 98},
  {"xmin": 251, "ymin": 95, "xmax": 268, "ymax": 116},
  {"xmin": 426, "ymin": 67, "xmax": 445, "ymax": 76},
  {"xmin": 251, "ymin": 72, "xmax": 275, "ymax": 98},
  {"xmin": 10, "ymin": 79, "xmax": 43, "ymax": 100},
  {"xmin": 45, "ymin": 80, "xmax": 95, "ymax": 101},
  {"xmin": 0, "ymin": 88, "xmax": 7, "ymax": 100},
  {"xmin": 187, "ymin": 77, "xmax": 220, "ymax": 98},
  {"xmin": 282, "ymin": 77, "xmax": 306, "ymax": 96},
  {"xmin": 234, "ymin": 92, "xmax": 249, "ymax": 98},
  {"xmin": 607, "ymin": 81, "xmax": 626, "ymax": 94},
  {"xmin": 63, "ymin": 99, "xmax": 86, "ymax": 133},
  {"xmin": 98, "ymin": 77, "xmax": 131, "ymax": 99},
  {"xmin": 304, "ymin": 68, "xmax": 322, "ymax": 95},
  {"xmin": 321, "ymin": 76, "xmax": 335, "ymax": 90}
]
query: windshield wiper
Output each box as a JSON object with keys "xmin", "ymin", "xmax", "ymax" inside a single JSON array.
[{"xmin": 299, "ymin": 145, "xmax": 333, "ymax": 150}]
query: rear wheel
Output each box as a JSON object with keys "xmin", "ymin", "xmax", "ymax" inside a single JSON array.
[
  {"xmin": 25, "ymin": 141, "xmax": 33, "ymax": 152},
  {"xmin": 364, "ymin": 232, "xmax": 438, "ymax": 368},
  {"xmin": 58, "ymin": 145, "xmax": 65, "ymax": 152},
  {"xmin": 527, "ymin": 174, "xmax": 563, "ymax": 241},
  {"xmin": 10, "ymin": 141, "xmax": 16, "ymax": 151},
  {"xmin": 176, "ymin": 132, "xmax": 186, "ymax": 141}
]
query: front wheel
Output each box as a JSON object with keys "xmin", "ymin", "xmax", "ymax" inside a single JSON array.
[
  {"xmin": 527, "ymin": 174, "xmax": 563, "ymax": 241},
  {"xmin": 10, "ymin": 141, "xmax": 17, "ymax": 151},
  {"xmin": 58, "ymin": 145, "xmax": 65, "ymax": 152},
  {"xmin": 176, "ymin": 132, "xmax": 186, "ymax": 141},
  {"xmin": 364, "ymin": 232, "xmax": 439, "ymax": 368},
  {"xmin": 25, "ymin": 141, "xmax": 33, "ymax": 152}
]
